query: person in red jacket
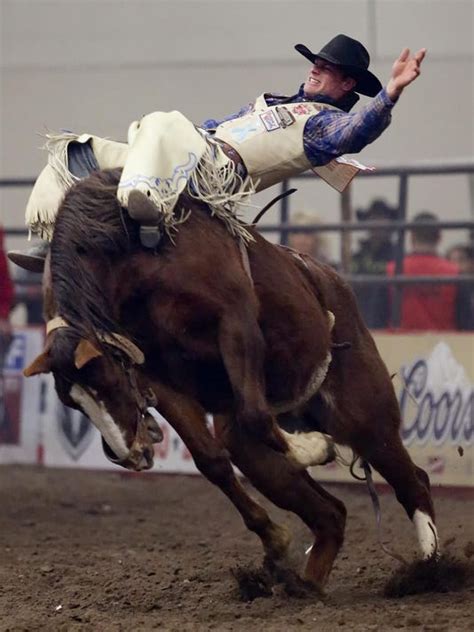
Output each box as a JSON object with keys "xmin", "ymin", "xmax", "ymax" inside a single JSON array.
[
  {"xmin": 0, "ymin": 225, "xmax": 14, "ymax": 362},
  {"xmin": 386, "ymin": 212, "xmax": 459, "ymax": 330}
]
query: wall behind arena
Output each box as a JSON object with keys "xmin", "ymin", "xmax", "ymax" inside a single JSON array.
[{"xmin": 1, "ymin": 0, "xmax": 473, "ymax": 257}]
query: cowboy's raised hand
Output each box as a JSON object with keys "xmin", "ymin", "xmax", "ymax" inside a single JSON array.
[{"xmin": 387, "ymin": 48, "xmax": 427, "ymax": 100}]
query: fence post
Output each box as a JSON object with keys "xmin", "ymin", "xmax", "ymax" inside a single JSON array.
[
  {"xmin": 340, "ymin": 185, "xmax": 352, "ymax": 274},
  {"xmin": 392, "ymin": 173, "xmax": 409, "ymax": 327}
]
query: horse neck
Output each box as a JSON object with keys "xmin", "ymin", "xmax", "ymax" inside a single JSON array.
[{"xmin": 51, "ymin": 246, "xmax": 122, "ymax": 340}]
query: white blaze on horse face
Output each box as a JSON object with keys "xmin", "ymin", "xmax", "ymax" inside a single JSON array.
[
  {"xmin": 413, "ymin": 509, "xmax": 439, "ymax": 559},
  {"xmin": 69, "ymin": 384, "xmax": 129, "ymax": 461},
  {"xmin": 281, "ymin": 430, "xmax": 335, "ymax": 468}
]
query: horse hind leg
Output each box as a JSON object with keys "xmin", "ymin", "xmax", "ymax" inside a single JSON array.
[{"xmin": 353, "ymin": 426, "xmax": 438, "ymax": 559}]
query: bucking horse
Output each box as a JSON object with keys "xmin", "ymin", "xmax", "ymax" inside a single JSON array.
[{"xmin": 24, "ymin": 168, "xmax": 438, "ymax": 592}]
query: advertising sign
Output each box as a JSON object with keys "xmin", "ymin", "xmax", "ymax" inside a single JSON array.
[
  {"xmin": 0, "ymin": 328, "xmax": 44, "ymax": 463},
  {"xmin": 315, "ymin": 333, "xmax": 473, "ymax": 486},
  {"xmin": 1, "ymin": 328, "xmax": 472, "ymax": 486}
]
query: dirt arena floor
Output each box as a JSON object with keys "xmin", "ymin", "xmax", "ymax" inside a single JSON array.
[{"xmin": 0, "ymin": 465, "xmax": 473, "ymax": 632}]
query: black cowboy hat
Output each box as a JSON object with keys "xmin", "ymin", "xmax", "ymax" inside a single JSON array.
[
  {"xmin": 356, "ymin": 198, "xmax": 399, "ymax": 221},
  {"xmin": 295, "ymin": 34, "xmax": 382, "ymax": 97}
]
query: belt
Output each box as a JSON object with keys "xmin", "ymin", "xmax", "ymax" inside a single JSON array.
[{"xmin": 212, "ymin": 138, "xmax": 247, "ymax": 178}]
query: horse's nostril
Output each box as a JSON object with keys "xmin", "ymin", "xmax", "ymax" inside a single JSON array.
[
  {"xmin": 145, "ymin": 413, "xmax": 164, "ymax": 443},
  {"xmin": 143, "ymin": 446, "xmax": 155, "ymax": 470}
]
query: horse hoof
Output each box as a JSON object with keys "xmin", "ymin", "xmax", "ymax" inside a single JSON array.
[
  {"xmin": 282, "ymin": 430, "xmax": 335, "ymax": 468},
  {"xmin": 264, "ymin": 523, "xmax": 292, "ymax": 560}
]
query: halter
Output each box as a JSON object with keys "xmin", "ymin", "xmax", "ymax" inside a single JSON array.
[
  {"xmin": 46, "ymin": 315, "xmax": 156, "ymax": 467},
  {"xmin": 46, "ymin": 316, "xmax": 145, "ymax": 365}
]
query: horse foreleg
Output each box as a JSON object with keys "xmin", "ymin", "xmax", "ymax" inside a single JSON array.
[
  {"xmin": 148, "ymin": 380, "xmax": 291, "ymax": 561},
  {"xmin": 214, "ymin": 414, "xmax": 346, "ymax": 592},
  {"xmin": 218, "ymin": 309, "xmax": 288, "ymax": 453}
]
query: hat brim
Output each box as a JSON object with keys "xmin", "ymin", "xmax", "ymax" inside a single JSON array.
[{"xmin": 295, "ymin": 43, "xmax": 382, "ymax": 97}]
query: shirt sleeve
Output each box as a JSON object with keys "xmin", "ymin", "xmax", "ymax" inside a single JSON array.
[{"xmin": 304, "ymin": 89, "xmax": 397, "ymax": 166}]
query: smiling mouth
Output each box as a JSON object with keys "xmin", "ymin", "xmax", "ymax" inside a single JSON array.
[{"xmin": 307, "ymin": 77, "xmax": 320, "ymax": 86}]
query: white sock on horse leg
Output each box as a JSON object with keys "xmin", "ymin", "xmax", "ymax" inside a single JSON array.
[
  {"xmin": 413, "ymin": 509, "xmax": 439, "ymax": 559},
  {"xmin": 281, "ymin": 430, "xmax": 334, "ymax": 468}
]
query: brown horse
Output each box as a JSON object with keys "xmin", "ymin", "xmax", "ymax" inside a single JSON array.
[{"xmin": 25, "ymin": 169, "xmax": 438, "ymax": 592}]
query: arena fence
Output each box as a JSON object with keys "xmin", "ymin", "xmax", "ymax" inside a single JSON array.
[
  {"xmin": 259, "ymin": 160, "xmax": 474, "ymax": 326},
  {"xmin": 2, "ymin": 159, "xmax": 474, "ymax": 327}
]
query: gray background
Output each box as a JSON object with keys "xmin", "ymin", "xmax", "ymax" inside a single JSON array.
[{"xmin": 1, "ymin": 0, "xmax": 473, "ymax": 258}]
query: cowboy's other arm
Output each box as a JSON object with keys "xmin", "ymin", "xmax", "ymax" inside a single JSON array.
[
  {"xmin": 305, "ymin": 48, "xmax": 427, "ymax": 163},
  {"xmin": 305, "ymin": 90, "xmax": 395, "ymax": 163},
  {"xmin": 386, "ymin": 48, "xmax": 427, "ymax": 100}
]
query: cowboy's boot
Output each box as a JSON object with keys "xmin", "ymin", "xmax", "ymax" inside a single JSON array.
[
  {"xmin": 8, "ymin": 241, "xmax": 49, "ymax": 273},
  {"xmin": 127, "ymin": 190, "xmax": 163, "ymax": 248}
]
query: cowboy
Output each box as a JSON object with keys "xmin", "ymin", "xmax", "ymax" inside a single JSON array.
[
  {"xmin": 200, "ymin": 35, "xmax": 425, "ymax": 189},
  {"xmin": 9, "ymin": 34, "xmax": 426, "ymax": 271}
]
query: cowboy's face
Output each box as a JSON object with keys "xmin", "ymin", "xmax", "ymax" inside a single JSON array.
[{"xmin": 303, "ymin": 59, "xmax": 356, "ymax": 100}]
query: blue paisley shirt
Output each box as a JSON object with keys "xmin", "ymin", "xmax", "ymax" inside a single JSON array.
[{"xmin": 201, "ymin": 85, "xmax": 396, "ymax": 167}]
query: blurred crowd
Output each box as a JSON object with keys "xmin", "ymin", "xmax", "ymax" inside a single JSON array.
[{"xmin": 288, "ymin": 200, "xmax": 473, "ymax": 331}]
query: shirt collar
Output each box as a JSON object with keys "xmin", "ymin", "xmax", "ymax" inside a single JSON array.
[{"xmin": 297, "ymin": 84, "xmax": 359, "ymax": 112}]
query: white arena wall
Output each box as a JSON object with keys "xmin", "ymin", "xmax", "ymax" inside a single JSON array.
[
  {"xmin": 1, "ymin": 327, "xmax": 472, "ymax": 487},
  {"xmin": 1, "ymin": 0, "xmax": 473, "ymax": 260}
]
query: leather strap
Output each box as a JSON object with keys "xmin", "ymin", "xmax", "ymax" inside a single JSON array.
[
  {"xmin": 212, "ymin": 138, "xmax": 247, "ymax": 178},
  {"xmin": 46, "ymin": 316, "xmax": 69, "ymax": 334},
  {"xmin": 46, "ymin": 316, "xmax": 145, "ymax": 365}
]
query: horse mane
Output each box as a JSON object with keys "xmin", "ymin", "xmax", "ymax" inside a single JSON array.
[
  {"xmin": 50, "ymin": 168, "xmax": 241, "ymax": 349},
  {"xmin": 51, "ymin": 169, "xmax": 139, "ymax": 344}
]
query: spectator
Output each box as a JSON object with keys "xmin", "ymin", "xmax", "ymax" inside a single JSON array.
[
  {"xmin": 387, "ymin": 211, "xmax": 459, "ymax": 330},
  {"xmin": 0, "ymin": 225, "xmax": 14, "ymax": 365},
  {"xmin": 446, "ymin": 243, "xmax": 474, "ymax": 330},
  {"xmin": 288, "ymin": 211, "xmax": 335, "ymax": 266},
  {"xmin": 446, "ymin": 243, "xmax": 474, "ymax": 272},
  {"xmin": 351, "ymin": 198, "xmax": 398, "ymax": 328}
]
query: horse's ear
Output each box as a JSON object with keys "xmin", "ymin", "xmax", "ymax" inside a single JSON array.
[
  {"xmin": 24, "ymin": 351, "xmax": 52, "ymax": 377},
  {"xmin": 74, "ymin": 339, "xmax": 103, "ymax": 369}
]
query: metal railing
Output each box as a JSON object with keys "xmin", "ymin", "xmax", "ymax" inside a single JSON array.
[
  {"xmin": 2, "ymin": 159, "xmax": 474, "ymax": 327},
  {"xmin": 258, "ymin": 160, "xmax": 474, "ymax": 325}
]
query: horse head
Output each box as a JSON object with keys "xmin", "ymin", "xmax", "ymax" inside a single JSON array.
[
  {"xmin": 25, "ymin": 313, "xmax": 161, "ymax": 471},
  {"xmin": 24, "ymin": 188, "xmax": 163, "ymax": 471}
]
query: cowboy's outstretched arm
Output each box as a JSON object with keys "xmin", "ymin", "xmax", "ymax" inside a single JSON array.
[{"xmin": 386, "ymin": 48, "xmax": 427, "ymax": 100}]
